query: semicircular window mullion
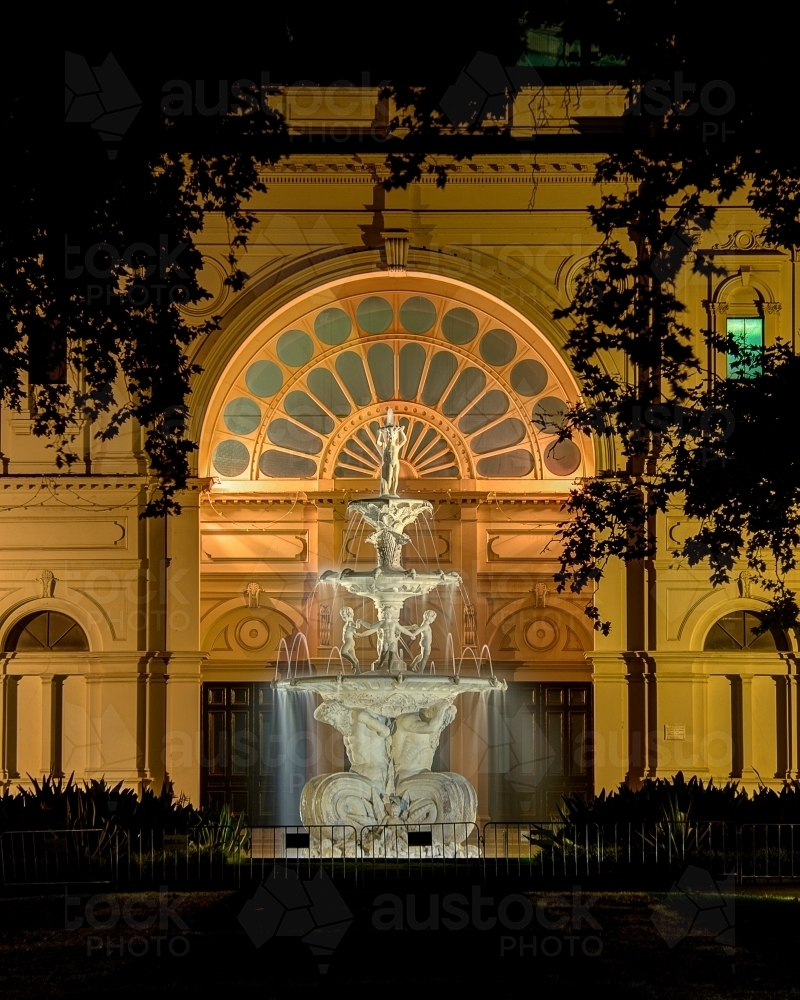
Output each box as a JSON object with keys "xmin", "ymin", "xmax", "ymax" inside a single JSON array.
[
  {"xmin": 335, "ymin": 352, "xmax": 372, "ymax": 407},
  {"xmin": 421, "ymin": 351, "xmax": 458, "ymax": 407},
  {"xmin": 283, "ymin": 391, "xmax": 335, "ymax": 434},
  {"xmin": 442, "ymin": 368, "xmax": 486, "ymax": 419},
  {"xmin": 306, "ymin": 368, "xmax": 352, "ymax": 418}
]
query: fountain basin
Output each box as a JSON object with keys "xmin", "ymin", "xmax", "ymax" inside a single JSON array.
[{"xmin": 276, "ymin": 672, "xmax": 504, "ymax": 716}]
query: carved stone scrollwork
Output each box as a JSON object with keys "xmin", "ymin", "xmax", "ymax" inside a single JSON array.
[
  {"xmin": 243, "ymin": 582, "xmax": 261, "ymax": 608},
  {"xmin": 40, "ymin": 569, "xmax": 56, "ymax": 598},
  {"xmin": 382, "ymin": 230, "xmax": 409, "ymax": 274},
  {"xmin": 711, "ymin": 230, "xmax": 769, "ymax": 251}
]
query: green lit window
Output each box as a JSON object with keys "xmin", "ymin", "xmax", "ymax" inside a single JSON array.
[{"xmin": 726, "ymin": 318, "xmax": 763, "ymax": 379}]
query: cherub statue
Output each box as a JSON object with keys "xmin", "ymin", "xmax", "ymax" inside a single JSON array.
[
  {"xmin": 376, "ymin": 409, "xmax": 407, "ymax": 497},
  {"xmin": 406, "ymin": 609, "xmax": 436, "ymax": 673},
  {"xmin": 358, "ymin": 613, "xmax": 420, "ymax": 672},
  {"xmin": 377, "ymin": 791, "xmax": 410, "ymax": 825},
  {"xmin": 339, "ymin": 607, "xmax": 363, "ymax": 673}
]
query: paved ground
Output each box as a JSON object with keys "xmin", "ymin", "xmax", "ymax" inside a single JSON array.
[{"xmin": 0, "ymin": 880, "xmax": 798, "ymax": 998}]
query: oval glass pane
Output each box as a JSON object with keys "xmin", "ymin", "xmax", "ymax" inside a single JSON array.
[
  {"xmin": 314, "ymin": 307, "xmax": 352, "ymax": 345},
  {"xmin": 213, "ymin": 439, "xmax": 250, "ymax": 477},
  {"xmin": 223, "ymin": 397, "xmax": 261, "ymax": 435},
  {"xmin": 307, "ymin": 368, "xmax": 351, "ymax": 417},
  {"xmin": 399, "ymin": 296, "xmax": 437, "ymax": 333},
  {"xmin": 480, "ymin": 328, "xmax": 517, "ymax": 367},
  {"xmin": 543, "ymin": 439, "xmax": 581, "ymax": 476},
  {"xmin": 458, "ymin": 390, "xmax": 509, "ymax": 435},
  {"xmin": 441, "ymin": 307, "xmax": 479, "ymax": 345},
  {"xmin": 442, "ymin": 367, "xmax": 486, "ymax": 418},
  {"xmin": 267, "ymin": 419, "xmax": 322, "ymax": 455},
  {"xmin": 335, "ymin": 352, "xmax": 372, "ymax": 406},
  {"xmin": 277, "ymin": 329, "xmax": 314, "ymax": 367},
  {"xmin": 421, "ymin": 350, "xmax": 457, "ymax": 406},
  {"xmin": 476, "ymin": 450, "xmax": 535, "ymax": 477},
  {"xmin": 532, "ymin": 396, "xmax": 568, "ymax": 434},
  {"xmin": 284, "ymin": 390, "xmax": 335, "ymax": 434},
  {"xmin": 356, "ymin": 296, "xmax": 393, "ymax": 334},
  {"xmin": 245, "ymin": 360, "xmax": 283, "ymax": 398},
  {"xmin": 367, "ymin": 342, "xmax": 395, "ymax": 400},
  {"xmin": 399, "ymin": 342, "xmax": 426, "ymax": 400},
  {"xmin": 510, "ymin": 359, "xmax": 548, "ymax": 397},
  {"xmin": 471, "ymin": 417, "xmax": 527, "ymax": 454},
  {"xmin": 259, "ymin": 450, "xmax": 317, "ymax": 478}
]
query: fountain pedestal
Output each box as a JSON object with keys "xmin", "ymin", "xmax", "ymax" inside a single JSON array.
[{"xmin": 283, "ymin": 674, "xmax": 501, "ymax": 847}]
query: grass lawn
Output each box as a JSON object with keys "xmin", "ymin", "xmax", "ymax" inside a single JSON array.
[{"xmin": 0, "ymin": 881, "xmax": 798, "ymax": 998}]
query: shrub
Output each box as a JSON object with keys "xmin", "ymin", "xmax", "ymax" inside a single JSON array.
[{"xmin": 559, "ymin": 773, "xmax": 800, "ymax": 827}]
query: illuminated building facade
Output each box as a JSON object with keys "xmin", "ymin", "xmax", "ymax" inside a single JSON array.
[{"xmin": 1, "ymin": 85, "xmax": 796, "ymax": 820}]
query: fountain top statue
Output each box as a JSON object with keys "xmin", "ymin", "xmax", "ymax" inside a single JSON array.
[{"xmin": 377, "ymin": 407, "xmax": 406, "ymax": 497}]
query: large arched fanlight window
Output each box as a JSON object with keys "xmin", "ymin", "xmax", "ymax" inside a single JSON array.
[{"xmin": 205, "ymin": 283, "xmax": 591, "ymax": 483}]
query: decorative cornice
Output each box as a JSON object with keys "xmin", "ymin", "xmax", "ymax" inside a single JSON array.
[{"xmin": 259, "ymin": 159, "xmax": 599, "ymax": 182}]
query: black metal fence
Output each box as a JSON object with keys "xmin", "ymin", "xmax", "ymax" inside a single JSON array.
[{"xmin": 2, "ymin": 821, "xmax": 799, "ymax": 887}]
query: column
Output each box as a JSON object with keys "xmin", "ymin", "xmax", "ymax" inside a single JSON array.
[
  {"xmin": 740, "ymin": 673, "xmax": 756, "ymax": 783},
  {"xmin": 0, "ymin": 670, "xmax": 18, "ymax": 780},
  {"xmin": 165, "ymin": 653, "xmax": 204, "ymax": 804},
  {"xmin": 591, "ymin": 556, "xmax": 629, "ymax": 794}
]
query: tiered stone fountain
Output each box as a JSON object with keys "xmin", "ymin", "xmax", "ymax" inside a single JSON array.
[{"xmin": 277, "ymin": 409, "xmax": 504, "ymax": 853}]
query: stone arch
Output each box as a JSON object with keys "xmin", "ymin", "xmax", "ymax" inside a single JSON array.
[
  {"xmin": 688, "ymin": 595, "xmax": 796, "ymax": 653},
  {"xmin": 201, "ymin": 594, "xmax": 306, "ymax": 652},
  {"xmin": 713, "ymin": 272, "xmax": 778, "ymax": 316},
  {"xmin": 0, "ymin": 597, "xmax": 104, "ymax": 653},
  {"xmin": 486, "ymin": 593, "xmax": 594, "ymax": 658}
]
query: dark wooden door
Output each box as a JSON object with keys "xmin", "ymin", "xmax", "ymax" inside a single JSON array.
[
  {"xmin": 535, "ymin": 684, "xmax": 593, "ymax": 818},
  {"xmin": 201, "ymin": 682, "xmax": 311, "ymax": 824},
  {"xmin": 488, "ymin": 682, "xmax": 593, "ymax": 820}
]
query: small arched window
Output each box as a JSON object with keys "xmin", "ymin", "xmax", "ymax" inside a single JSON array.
[
  {"xmin": 703, "ymin": 610, "xmax": 789, "ymax": 652},
  {"xmin": 4, "ymin": 611, "xmax": 89, "ymax": 652}
]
